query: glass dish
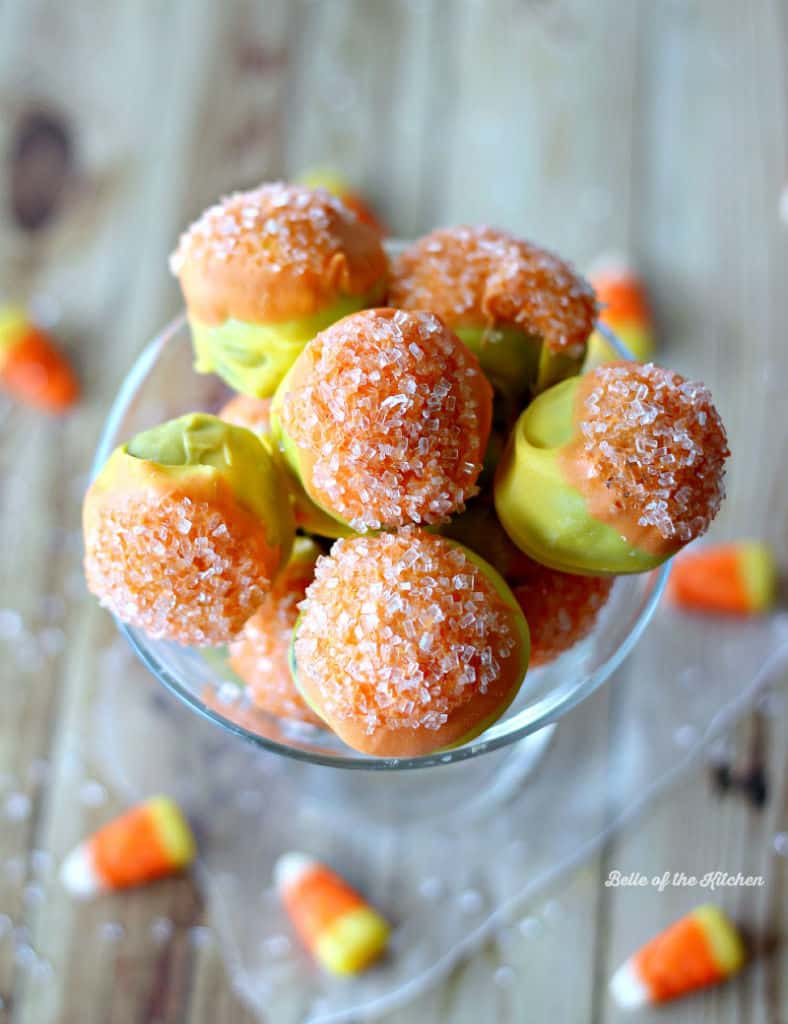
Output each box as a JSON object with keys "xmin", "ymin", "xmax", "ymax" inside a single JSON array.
[{"xmin": 92, "ymin": 294, "xmax": 669, "ymax": 772}]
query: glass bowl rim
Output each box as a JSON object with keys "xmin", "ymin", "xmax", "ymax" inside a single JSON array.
[{"xmin": 94, "ymin": 313, "xmax": 670, "ymax": 771}]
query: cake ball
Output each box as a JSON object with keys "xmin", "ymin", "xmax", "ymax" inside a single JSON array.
[
  {"xmin": 218, "ymin": 394, "xmax": 273, "ymax": 440},
  {"xmin": 443, "ymin": 504, "xmax": 612, "ymax": 664},
  {"xmin": 509, "ymin": 559, "xmax": 612, "ymax": 666},
  {"xmin": 389, "ymin": 226, "xmax": 597, "ymax": 398},
  {"xmin": 170, "ymin": 183, "xmax": 388, "ymax": 398},
  {"xmin": 83, "ymin": 413, "xmax": 295, "ymax": 646},
  {"xmin": 229, "ymin": 538, "xmax": 323, "ymax": 725},
  {"xmin": 271, "ymin": 308, "xmax": 493, "ymax": 532},
  {"xmin": 217, "ymin": 393, "xmax": 350, "ymax": 538},
  {"xmin": 292, "ymin": 528, "xmax": 530, "ymax": 757},
  {"xmin": 495, "ymin": 362, "xmax": 730, "ymax": 575}
]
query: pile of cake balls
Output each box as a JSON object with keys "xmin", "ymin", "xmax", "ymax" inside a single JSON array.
[{"xmin": 83, "ymin": 183, "xmax": 730, "ymax": 757}]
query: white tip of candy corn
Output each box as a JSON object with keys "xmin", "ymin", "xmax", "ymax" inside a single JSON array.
[
  {"xmin": 60, "ymin": 842, "xmax": 102, "ymax": 897},
  {"xmin": 609, "ymin": 958, "xmax": 650, "ymax": 1010},
  {"xmin": 274, "ymin": 851, "xmax": 317, "ymax": 893}
]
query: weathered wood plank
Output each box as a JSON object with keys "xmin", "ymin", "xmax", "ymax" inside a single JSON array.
[
  {"xmin": 0, "ymin": 1, "xmax": 785, "ymax": 1023},
  {"xmin": 598, "ymin": 1, "xmax": 788, "ymax": 1021}
]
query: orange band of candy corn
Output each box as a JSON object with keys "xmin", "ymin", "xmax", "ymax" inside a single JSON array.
[
  {"xmin": 633, "ymin": 905, "xmax": 744, "ymax": 1003},
  {"xmin": 283, "ymin": 865, "xmax": 366, "ymax": 942},
  {"xmin": 90, "ymin": 797, "xmax": 194, "ymax": 888},
  {"xmin": 634, "ymin": 915, "xmax": 722, "ymax": 1001},
  {"xmin": 668, "ymin": 542, "xmax": 776, "ymax": 615}
]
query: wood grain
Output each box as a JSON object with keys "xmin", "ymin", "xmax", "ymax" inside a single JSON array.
[{"xmin": 0, "ymin": 1, "xmax": 786, "ymax": 1022}]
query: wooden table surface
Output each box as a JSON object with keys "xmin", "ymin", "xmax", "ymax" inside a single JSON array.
[{"xmin": 1, "ymin": 1, "xmax": 787, "ymax": 1021}]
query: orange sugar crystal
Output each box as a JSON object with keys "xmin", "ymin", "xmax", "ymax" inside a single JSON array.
[
  {"xmin": 389, "ymin": 226, "xmax": 597, "ymax": 357},
  {"xmin": 295, "ymin": 529, "xmax": 520, "ymax": 735},
  {"xmin": 229, "ymin": 544, "xmax": 323, "ymax": 726},
  {"xmin": 510, "ymin": 558, "xmax": 613, "ymax": 666},
  {"xmin": 280, "ymin": 308, "xmax": 492, "ymax": 531},
  {"xmin": 218, "ymin": 394, "xmax": 272, "ymax": 436},
  {"xmin": 574, "ymin": 362, "xmax": 729, "ymax": 544},
  {"xmin": 84, "ymin": 490, "xmax": 276, "ymax": 646},
  {"xmin": 169, "ymin": 182, "xmax": 387, "ymax": 326}
]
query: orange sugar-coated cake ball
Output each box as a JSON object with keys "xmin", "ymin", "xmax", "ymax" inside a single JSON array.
[
  {"xmin": 218, "ymin": 394, "xmax": 272, "ymax": 439},
  {"xmin": 271, "ymin": 308, "xmax": 493, "ymax": 532},
  {"xmin": 229, "ymin": 538, "xmax": 323, "ymax": 726},
  {"xmin": 388, "ymin": 226, "xmax": 597, "ymax": 397},
  {"xmin": 509, "ymin": 559, "xmax": 613, "ymax": 666},
  {"xmin": 170, "ymin": 183, "xmax": 388, "ymax": 398},
  {"xmin": 292, "ymin": 528, "xmax": 530, "ymax": 757},
  {"xmin": 83, "ymin": 413, "xmax": 294, "ymax": 646},
  {"xmin": 217, "ymin": 393, "xmax": 350, "ymax": 539},
  {"xmin": 495, "ymin": 361, "xmax": 730, "ymax": 575},
  {"xmin": 442, "ymin": 503, "xmax": 613, "ymax": 664}
]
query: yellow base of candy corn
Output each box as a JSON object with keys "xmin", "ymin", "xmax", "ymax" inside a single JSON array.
[
  {"xmin": 738, "ymin": 542, "xmax": 778, "ymax": 613},
  {"xmin": 692, "ymin": 905, "xmax": 746, "ymax": 975},
  {"xmin": 315, "ymin": 907, "xmax": 390, "ymax": 975},
  {"xmin": 147, "ymin": 796, "xmax": 197, "ymax": 868}
]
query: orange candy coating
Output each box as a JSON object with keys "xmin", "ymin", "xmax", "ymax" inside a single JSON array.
[
  {"xmin": 218, "ymin": 394, "xmax": 272, "ymax": 438},
  {"xmin": 510, "ymin": 559, "xmax": 612, "ymax": 666},
  {"xmin": 389, "ymin": 225, "xmax": 597, "ymax": 358},
  {"xmin": 229, "ymin": 539, "xmax": 323, "ymax": 725},
  {"xmin": 169, "ymin": 182, "xmax": 388, "ymax": 326},
  {"xmin": 276, "ymin": 308, "xmax": 492, "ymax": 531},
  {"xmin": 568, "ymin": 362, "xmax": 729, "ymax": 548},
  {"xmin": 293, "ymin": 528, "xmax": 529, "ymax": 757},
  {"xmin": 83, "ymin": 416, "xmax": 293, "ymax": 646},
  {"xmin": 443, "ymin": 504, "xmax": 612, "ymax": 665}
]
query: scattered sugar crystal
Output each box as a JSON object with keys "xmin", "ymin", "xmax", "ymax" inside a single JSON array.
[
  {"xmin": 79, "ymin": 780, "xmax": 107, "ymax": 808},
  {"xmin": 14, "ymin": 943, "xmax": 37, "ymax": 969},
  {"xmin": 576, "ymin": 363, "xmax": 729, "ymax": 541},
  {"xmin": 457, "ymin": 888, "xmax": 484, "ymax": 914},
  {"xmin": 494, "ymin": 965, "xmax": 517, "ymax": 988},
  {"xmin": 518, "ymin": 916, "xmax": 542, "ymax": 939},
  {"xmin": 0, "ymin": 609, "xmax": 23, "ymax": 638},
  {"xmin": 418, "ymin": 877, "xmax": 444, "ymax": 901},
  {"xmin": 99, "ymin": 922, "xmax": 125, "ymax": 943},
  {"xmin": 150, "ymin": 916, "xmax": 174, "ymax": 945},
  {"xmin": 261, "ymin": 934, "xmax": 291, "ymax": 957},
  {"xmin": 30, "ymin": 849, "xmax": 53, "ymax": 876},
  {"xmin": 23, "ymin": 883, "xmax": 45, "ymax": 907},
  {"xmin": 188, "ymin": 925, "xmax": 214, "ymax": 949},
  {"xmin": 4, "ymin": 792, "xmax": 31, "ymax": 821},
  {"xmin": 30, "ymin": 957, "xmax": 53, "ymax": 983}
]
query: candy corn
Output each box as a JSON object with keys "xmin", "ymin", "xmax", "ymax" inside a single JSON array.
[
  {"xmin": 60, "ymin": 796, "xmax": 196, "ymax": 896},
  {"xmin": 610, "ymin": 905, "xmax": 746, "ymax": 1009},
  {"xmin": 668, "ymin": 541, "xmax": 778, "ymax": 616},
  {"xmin": 586, "ymin": 255, "xmax": 655, "ymax": 365},
  {"xmin": 297, "ymin": 167, "xmax": 386, "ymax": 235},
  {"xmin": 0, "ymin": 305, "xmax": 79, "ymax": 412},
  {"xmin": 275, "ymin": 852, "xmax": 390, "ymax": 974}
]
